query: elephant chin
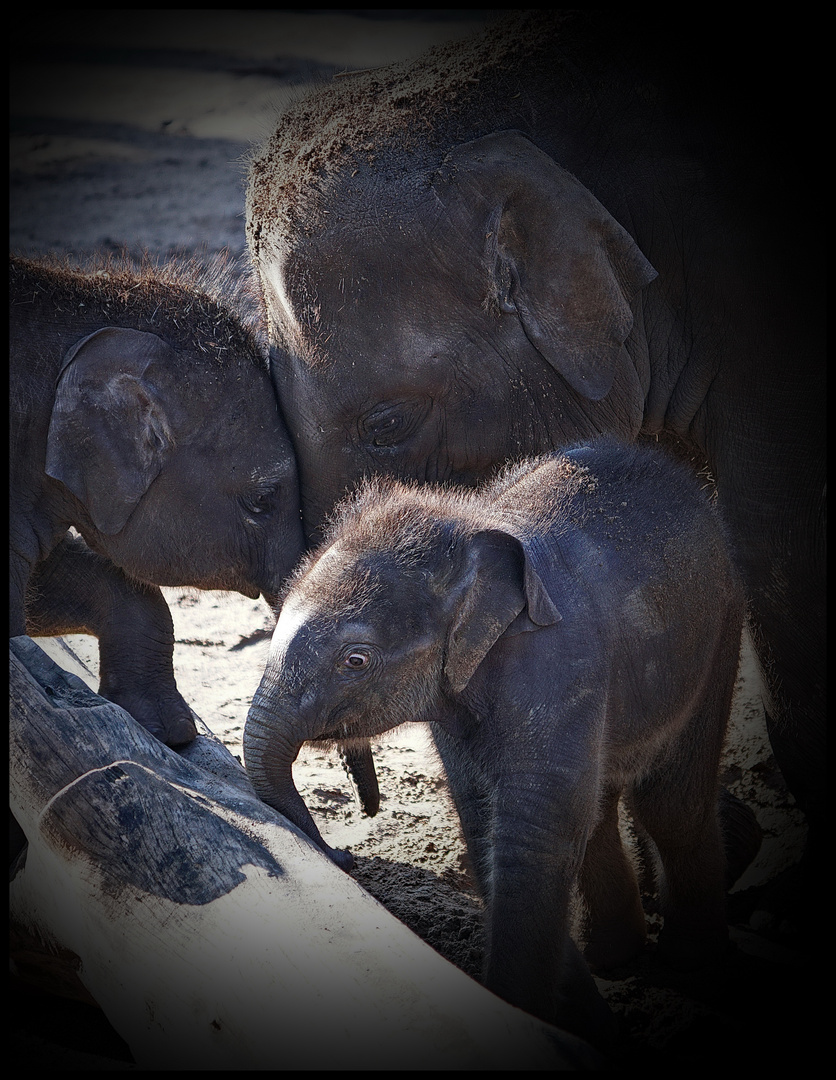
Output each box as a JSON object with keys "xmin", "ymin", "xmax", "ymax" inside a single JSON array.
[{"xmin": 243, "ymin": 700, "xmax": 355, "ymax": 871}]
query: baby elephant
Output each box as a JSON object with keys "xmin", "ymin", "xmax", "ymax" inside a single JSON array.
[
  {"xmin": 244, "ymin": 438, "xmax": 745, "ymax": 1042},
  {"xmin": 10, "ymin": 252, "xmax": 303, "ymax": 748}
]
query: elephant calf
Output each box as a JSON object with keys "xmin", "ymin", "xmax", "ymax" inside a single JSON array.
[
  {"xmin": 10, "ymin": 253, "xmax": 304, "ymax": 748},
  {"xmin": 244, "ymin": 437, "xmax": 745, "ymax": 1043}
]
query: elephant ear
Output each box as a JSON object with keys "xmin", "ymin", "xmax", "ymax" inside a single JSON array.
[
  {"xmin": 46, "ymin": 326, "xmax": 178, "ymax": 535},
  {"xmin": 444, "ymin": 529, "xmax": 562, "ymax": 694},
  {"xmin": 434, "ymin": 130, "xmax": 657, "ymax": 401}
]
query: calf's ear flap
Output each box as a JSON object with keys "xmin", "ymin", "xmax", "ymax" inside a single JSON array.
[
  {"xmin": 444, "ymin": 529, "xmax": 561, "ymax": 694},
  {"xmin": 46, "ymin": 327, "xmax": 177, "ymax": 535}
]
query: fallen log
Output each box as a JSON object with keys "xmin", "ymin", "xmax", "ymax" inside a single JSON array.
[{"xmin": 9, "ymin": 636, "xmax": 602, "ymax": 1070}]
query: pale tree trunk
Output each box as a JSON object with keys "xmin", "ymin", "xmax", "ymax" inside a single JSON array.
[{"xmin": 9, "ymin": 635, "xmax": 602, "ymax": 1070}]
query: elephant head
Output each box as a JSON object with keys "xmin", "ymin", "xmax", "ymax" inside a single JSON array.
[
  {"xmin": 243, "ymin": 479, "xmax": 560, "ymax": 869},
  {"xmin": 44, "ymin": 322, "xmax": 303, "ymax": 604},
  {"xmin": 249, "ymin": 131, "xmax": 656, "ymax": 542}
]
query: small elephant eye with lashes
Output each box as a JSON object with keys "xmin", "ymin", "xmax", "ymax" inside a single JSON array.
[{"xmin": 342, "ymin": 648, "xmax": 371, "ymax": 670}]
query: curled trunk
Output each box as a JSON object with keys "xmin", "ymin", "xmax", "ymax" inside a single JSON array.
[{"xmin": 243, "ymin": 698, "xmax": 354, "ymax": 871}]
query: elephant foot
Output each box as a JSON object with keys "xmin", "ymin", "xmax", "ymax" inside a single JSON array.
[
  {"xmin": 101, "ymin": 685, "xmax": 198, "ymax": 748},
  {"xmin": 555, "ymin": 945, "xmax": 621, "ymax": 1051}
]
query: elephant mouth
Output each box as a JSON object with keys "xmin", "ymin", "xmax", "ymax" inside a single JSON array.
[
  {"xmin": 306, "ymin": 704, "xmax": 350, "ymax": 744},
  {"xmin": 177, "ymin": 568, "xmax": 262, "ymax": 600},
  {"xmin": 311, "ymin": 711, "xmax": 398, "ymax": 746},
  {"xmin": 310, "ymin": 724, "xmax": 351, "ymax": 744},
  {"xmin": 309, "ymin": 702, "xmax": 376, "ymax": 744}
]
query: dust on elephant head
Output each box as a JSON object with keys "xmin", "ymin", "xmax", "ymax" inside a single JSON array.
[{"xmin": 245, "ymin": 12, "xmax": 825, "ymax": 893}]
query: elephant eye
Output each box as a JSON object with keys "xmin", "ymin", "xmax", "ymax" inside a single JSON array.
[
  {"xmin": 339, "ymin": 646, "xmax": 373, "ymax": 672},
  {"xmin": 360, "ymin": 399, "xmax": 430, "ymax": 448},
  {"xmin": 242, "ymin": 486, "xmax": 277, "ymax": 516},
  {"xmin": 370, "ymin": 417, "xmax": 401, "ymax": 446}
]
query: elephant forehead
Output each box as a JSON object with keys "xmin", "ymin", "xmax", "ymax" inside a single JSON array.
[
  {"xmin": 295, "ymin": 542, "xmax": 435, "ymax": 619},
  {"xmin": 270, "ymin": 595, "xmax": 314, "ymax": 650},
  {"xmin": 277, "ymin": 228, "xmax": 484, "ymax": 357},
  {"xmin": 269, "ymin": 598, "xmax": 331, "ymax": 672},
  {"xmin": 303, "ymin": 544, "xmax": 389, "ymax": 606},
  {"xmin": 271, "ymin": 592, "xmax": 377, "ymax": 661}
]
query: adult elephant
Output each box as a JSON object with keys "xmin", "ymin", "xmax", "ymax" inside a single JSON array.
[{"xmin": 245, "ymin": 11, "xmax": 825, "ymax": 911}]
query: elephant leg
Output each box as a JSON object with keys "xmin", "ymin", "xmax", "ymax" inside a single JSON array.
[
  {"xmin": 430, "ymin": 724, "xmax": 492, "ymax": 893},
  {"xmin": 483, "ymin": 785, "xmax": 616, "ymax": 1046},
  {"xmin": 721, "ymin": 483, "xmax": 825, "ymax": 921},
  {"xmin": 633, "ymin": 785, "xmax": 761, "ymax": 896},
  {"xmin": 628, "ymin": 781, "xmax": 728, "ymax": 969},
  {"xmin": 627, "ymin": 737, "xmax": 729, "ymax": 968},
  {"xmin": 628, "ymin": 631, "xmax": 739, "ymax": 969},
  {"xmin": 717, "ymin": 785, "xmax": 762, "ymax": 890},
  {"xmin": 579, "ymin": 785, "xmax": 646, "ymax": 972},
  {"xmin": 25, "ymin": 535, "xmax": 197, "ymax": 747}
]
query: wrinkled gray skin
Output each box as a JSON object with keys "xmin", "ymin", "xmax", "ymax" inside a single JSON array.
[
  {"xmin": 244, "ymin": 439, "xmax": 745, "ymax": 1043},
  {"xmin": 246, "ymin": 13, "xmax": 825, "ymax": 895},
  {"xmin": 9, "ymin": 253, "xmax": 304, "ymax": 748}
]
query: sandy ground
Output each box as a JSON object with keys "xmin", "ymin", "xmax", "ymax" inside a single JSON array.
[{"xmin": 10, "ymin": 10, "xmax": 819, "ymax": 1070}]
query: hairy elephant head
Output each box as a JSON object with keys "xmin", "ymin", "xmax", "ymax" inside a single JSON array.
[
  {"xmin": 45, "ymin": 323, "xmax": 303, "ymax": 603},
  {"xmin": 243, "ymin": 476, "xmax": 560, "ymax": 867},
  {"xmin": 248, "ymin": 130, "xmax": 656, "ymax": 541}
]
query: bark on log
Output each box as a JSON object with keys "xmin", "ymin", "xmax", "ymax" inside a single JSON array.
[{"xmin": 9, "ymin": 636, "xmax": 602, "ymax": 1070}]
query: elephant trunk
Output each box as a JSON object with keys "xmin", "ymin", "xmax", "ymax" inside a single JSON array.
[
  {"xmin": 339, "ymin": 739, "xmax": 381, "ymax": 817},
  {"xmin": 243, "ymin": 695, "xmax": 354, "ymax": 871}
]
